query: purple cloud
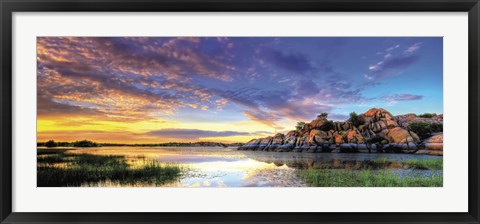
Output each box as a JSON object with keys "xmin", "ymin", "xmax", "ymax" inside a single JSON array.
[
  {"xmin": 242, "ymin": 109, "xmax": 282, "ymax": 129},
  {"xmin": 366, "ymin": 43, "xmax": 422, "ymax": 79},
  {"xmin": 369, "ymin": 55, "xmax": 419, "ymax": 77},
  {"xmin": 147, "ymin": 129, "xmax": 250, "ymax": 139},
  {"xmin": 316, "ymin": 77, "xmax": 366, "ymax": 104},
  {"xmin": 211, "ymin": 75, "xmax": 364, "ymax": 127},
  {"xmin": 37, "ymin": 37, "xmax": 237, "ymax": 120},
  {"xmin": 295, "ymin": 80, "xmax": 320, "ymax": 96},
  {"xmin": 404, "ymin": 42, "xmax": 422, "ymax": 54},
  {"xmin": 260, "ymin": 48, "xmax": 313, "ymax": 73},
  {"xmin": 37, "ymin": 37, "xmax": 372, "ymax": 127},
  {"xmin": 382, "ymin": 93, "xmax": 424, "ymax": 102},
  {"xmin": 37, "ymin": 37, "xmax": 441, "ymax": 133}
]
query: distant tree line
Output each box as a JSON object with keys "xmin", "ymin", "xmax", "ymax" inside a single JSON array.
[
  {"xmin": 100, "ymin": 141, "xmax": 233, "ymax": 147},
  {"xmin": 39, "ymin": 140, "xmax": 100, "ymax": 148},
  {"xmin": 38, "ymin": 140, "xmax": 242, "ymax": 148}
]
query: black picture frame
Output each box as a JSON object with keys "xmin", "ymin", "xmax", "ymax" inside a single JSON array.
[{"xmin": 1, "ymin": 0, "xmax": 479, "ymax": 223}]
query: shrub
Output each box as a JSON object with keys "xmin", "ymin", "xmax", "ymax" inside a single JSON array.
[
  {"xmin": 348, "ymin": 112, "xmax": 363, "ymax": 127},
  {"xmin": 365, "ymin": 136, "xmax": 385, "ymax": 144},
  {"xmin": 408, "ymin": 122, "xmax": 443, "ymax": 140},
  {"xmin": 45, "ymin": 140, "xmax": 58, "ymax": 148},
  {"xmin": 419, "ymin": 113, "xmax": 435, "ymax": 118},
  {"xmin": 318, "ymin": 112, "xmax": 328, "ymax": 118},
  {"xmin": 295, "ymin": 122, "xmax": 306, "ymax": 131},
  {"xmin": 429, "ymin": 122, "xmax": 443, "ymax": 132},
  {"xmin": 319, "ymin": 120, "xmax": 335, "ymax": 131}
]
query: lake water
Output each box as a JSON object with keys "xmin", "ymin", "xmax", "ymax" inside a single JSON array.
[{"xmin": 65, "ymin": 146, "xmax": 442, "ymax": 187}]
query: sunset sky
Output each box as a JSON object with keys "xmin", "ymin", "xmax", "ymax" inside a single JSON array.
[{"xmin": 37, "ymin": 37, "xmax": 443, "ymax": 143}]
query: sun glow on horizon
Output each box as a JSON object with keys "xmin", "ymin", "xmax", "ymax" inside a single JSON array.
[{"xmin": 37, "ymin": 114, "xmax": 283, "ymax": 144}]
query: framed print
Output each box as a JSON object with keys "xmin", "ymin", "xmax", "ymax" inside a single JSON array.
[{"xmin": 1, "ymin": 0, "xmax": 479, "ymax": 223}]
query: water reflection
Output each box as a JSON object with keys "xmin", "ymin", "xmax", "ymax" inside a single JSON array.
[
  {"xmin": 63, "ymin": 146, "xmax": 440, "ymax": 187},
  {"xmin": 240, "ymin": 151, "xmax": 438, "ymax": 169}
]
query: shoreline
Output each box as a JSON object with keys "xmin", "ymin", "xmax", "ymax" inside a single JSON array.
[{"xmin": 237, "ymin": 142, "xmax": 443, "ymax": 156}]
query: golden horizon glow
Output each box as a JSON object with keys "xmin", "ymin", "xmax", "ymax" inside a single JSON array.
[{"xmin": 37, "ymin": 115, "xmax": 290, "ymax": 144}]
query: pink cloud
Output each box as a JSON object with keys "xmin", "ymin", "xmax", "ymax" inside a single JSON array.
[{"xmin": 404, "ymin": 42, "xmax": 422, "ymax": 54}]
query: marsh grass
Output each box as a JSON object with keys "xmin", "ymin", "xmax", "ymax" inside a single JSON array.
[
  {"xmin": 300, "ymin": 158, "xmax": 443, "ymax": 187},
  {"xmin": 371, "ymin": 157, "xmax": 443, "ymax": 170},
  {"xmin": 37, "ymin": 154, "xmax": 67, "ymax": 164},
  {"xmin": 299, "ymin": 169, "xmax": 443, "ymax": 187},
  {"xmin": 37, "ymin": 148, "xmax": 72, "ymax": 155},
  {"xmin": 37, "ymin": 149, "xmax": 182, "ymax": 187},
  {"xmin": 402, "ymin": 158, "xmax": 443, "ymax": 170}
]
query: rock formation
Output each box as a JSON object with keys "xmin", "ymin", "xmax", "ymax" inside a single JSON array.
[
  {"xmin": 238, "ymin": 108, "xmax": 443, "ymax": 155},
  {"xmin": 416, "ymin": 133, "xmax": 443, "ymax": 155}
]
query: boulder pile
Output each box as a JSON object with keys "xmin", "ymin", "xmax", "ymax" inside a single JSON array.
[{"xmin": 238, "ymin": 108, "xmax": 443, "ymax": 155}]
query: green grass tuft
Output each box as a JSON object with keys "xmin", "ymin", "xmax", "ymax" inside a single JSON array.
[
  {"xmin": 299, "ymin": 169, "xmax": 442, "ymax": 187},
  {"xmin": 402, "ymin": 158, "xmax": 443, "ymax": 170},
  {"xmin": 371, "ymin": 157, "xmax": 443, "ymax": 170}
]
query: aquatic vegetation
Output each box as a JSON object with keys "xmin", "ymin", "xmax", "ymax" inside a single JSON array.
[
  {"xmin": 401, "ymin": 158, "xmax": 443, "ymax": 170},
  {"xmin": 37, "ymin": 149, "xmax": 182, "ymax": 187},
  {"xmin": 37, "ymin": 147, "xmax": 443, "ymax": 187},
  {"xmin": 299, "ymin": 158, "xmax": 443, "ymax": 187},
  {"xmin": 372, "ymin": 157, "xmax": 443, "ymax": 170},
  {"xmin": 37, "ymin": 154, "xmax": 67, "ymax": 163},
  {"xmin": 299, "ymin": 169, "xmax": 443, "ymax": 187},
  {"xmin": 37, "ymin": 148, "xmax": 72, "ymax": 155}
]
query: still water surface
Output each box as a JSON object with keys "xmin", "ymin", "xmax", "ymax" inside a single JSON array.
[{"xmin": 67, "ymin": 146, "xmax": 440, "ymax": 187}]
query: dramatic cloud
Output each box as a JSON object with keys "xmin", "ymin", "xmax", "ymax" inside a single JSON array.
[
  {"xmin": 37, "ymin": 37, "xmax": 442, "ymax": 143},
  {"xmin": 241, "ymin": 110, "xmax": 282, "ymax": 129},
  {"xmin": 382, "ymin": 94, "xmax": 424, "ymax": 102},
  {"xmin": 36, "ymin": 37, "xmax": 376, "ymax": 127},
  {"xmin": 37, "ymin": 96, "xmax": 102, "ymax": 117},
  {"xmin": 37, "ymin": 37, "xmax": 235, "ymax": 120},
  {"xmin": 147, "ymin": 129, "xmax": 250, "ymax": 139},
  {"xmin": 218, "ymin": 86, "xmax": 334, "ymax": 127}
]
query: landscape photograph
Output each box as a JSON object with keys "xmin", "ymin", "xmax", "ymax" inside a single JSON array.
[{"xmin": 37, "ymin": 37, "xmax": 443, "ymax": 187}]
